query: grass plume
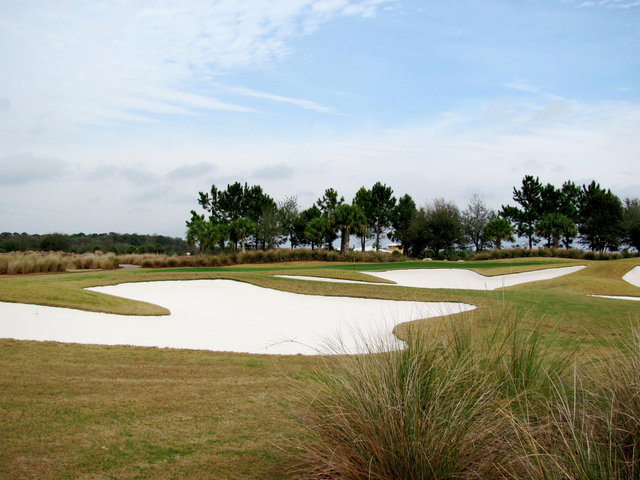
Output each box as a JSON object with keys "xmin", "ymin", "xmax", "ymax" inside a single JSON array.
[{"xmin": 294, "ymin": 308, "xmax": 640, "ymax": 480}]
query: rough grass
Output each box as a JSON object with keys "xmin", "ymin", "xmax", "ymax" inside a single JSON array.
[
  {"xmin": 0, "ymin": 340, "xmax": 321, "ymax": 480},
  {"xmin": 0, "ymin": 258, "xmax": 639, "ymax": 479},
  {"xmin": 293, "ymin": 311, "xmax": 640, "ymax": 480}
]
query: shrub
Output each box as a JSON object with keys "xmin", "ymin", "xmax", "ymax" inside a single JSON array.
[
  {"xmin": 584, "ymin": 251, "xmax": 597, "ymax": 260},
  {"xmin": 472, "ymin": 251, "xmax": 491, "ymax": 261},
  {"xmin": 253, "ymin": 250, "xmax": 266, "ymax": 263},
  {"xmin": 265, "ymin": 249, "xmax": 284, "ymax": 263},
  {"xmin": 178, "ymin": 256, "xmax": 192, "ymax": 267},
  {"xmin": 295, "ymin": 306, "xmax": 640, "ymax": 480},
  {"xmin": 295, "ymin": 310, "xmax": 574, "ymax": 480},
  {"xmin": 99, "ymin": 253, "xmax": 119, "ymax": 270},
  {"xmin": 202, "ymin": 255, "xmax": 218, "ymax": 267},
  {"xmin": 509, "ymin": 330, "xmax": 640, "ymax": 480},
  {"xmin": 166, "ymin": 258, "xmax": 178, "ymax": 268}
]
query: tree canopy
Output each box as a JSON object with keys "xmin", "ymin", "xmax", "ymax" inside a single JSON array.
[{"xmin": 185, "ymin": 176, "xmax": 638, "ymax": 257}]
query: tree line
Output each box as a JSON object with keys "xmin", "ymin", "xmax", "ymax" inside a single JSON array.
[
  {"xmin": 0, "ymin": 232, "xmax": 190, "ymax": 255},
  {"xmin": 187, "ymin": 177, "xmax": 640, "ymax": 258},
  {"xmin": 502, "ymin": 175, "xmax": 639, "ymax": 253}
]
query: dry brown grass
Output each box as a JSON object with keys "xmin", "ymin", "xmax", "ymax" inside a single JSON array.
[{"xmin": 0, "ymin": 339, "xmax": 321, "ymax": 480}]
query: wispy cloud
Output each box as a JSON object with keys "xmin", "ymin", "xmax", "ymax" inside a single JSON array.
[
  {"xmin": 0, "ymin": 154, "xmax": 67, "ymax": 185},
  {"xmin": 501, "ymin": 79, "xmax": 564, "ymax": 101},
  {"xmin": 85, "ymin": 164, "xmax": 157, "ymax": 184},
  {"xmin": 0, "ymin": 0, "xmax": 390, "ymax": 135},
  {"xmin": 167, "ymin": 162, "xmax": 218, "ymax": 180},
  {"xmin": 252, "ymin": 164, "xmax": 295, "ymax": 180},
  {"xmin": 502, "ymin": 79, "xmax": 543, "ymax": 94},
  {"xmin": 220, "ymin": 85, "xmax": 339, "ymax": 114},
  {"xmin": 567, "ymin": 0, "xmax": 640, "ymax": 7}
]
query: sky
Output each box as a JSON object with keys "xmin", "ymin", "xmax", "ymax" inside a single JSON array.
[{"xmin": 1, "ymin": 0, "xmax": 639, "ymax": 239}]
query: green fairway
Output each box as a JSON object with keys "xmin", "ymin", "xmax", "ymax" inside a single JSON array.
[
  {"xmin": 152, "ymin": 258, "xmax": 573, "ymax": 274},
  {"xmin": 1, "ymin": 257, "xmax": 639, "ymax": 479}
]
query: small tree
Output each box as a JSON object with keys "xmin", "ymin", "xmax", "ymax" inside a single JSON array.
[
  {"xmin": 278, "ymin": 195, "xmax": 300, "ymax": 248},
  {"xmin": 353, "ymin": 187, "xmax": 373, "ymax": 251},
  {"xmin": 255, "ymin": 205, "xmax": 285, "ymax": 251},
  {"xmin": 316, "ymin": 188, "xmax": 344, "ymax": 249},
  {"xmin": 578, "ymin": 181, "xmax": 623, "ymax": 251},
  {"xmin": 484, "ymin": 217, "xmax": 515, "ymax": 250},
  {"xmin": 390, "ymin": 194, "xmax": 417, "ymax": 254},
  {"xmin": 305, "ymin": 217, "xmax": 329, "ymax": 251},
  {"xmin": 462, "ymin": 194, "xmax": 493, "ymax": 252},
  {"xmin": 367, "ymin": 182, "xmax": 397, "ymax": 250},
  {"xmin": 622, "ymin": 198, "xmax": 640, "ymax": 251},
  {"xmin": 502, "ymin": 175, "xmax": 544, "ymax": 249},
  {"xmin": 409, "ymin": 199, "xmax": 464, "ymax": 259},
  {"xmin": 332, "ymin": 204, "xmax": 367, "ymax": 253},
  {"xmin": 536, "ymin": 213, "xmax": 576, "ymax": 249},
  {"xmin": 230, "ymin": 218, "xmax": 256, "ymax": 253},
  {"xmin": 291, "ymin": 205, "xmax": 322, "ymax": 249}
]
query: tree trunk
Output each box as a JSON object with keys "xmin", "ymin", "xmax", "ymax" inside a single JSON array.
[{"xmin": 341, "ymin": 227, "xmax": 350, "ymax": 254}]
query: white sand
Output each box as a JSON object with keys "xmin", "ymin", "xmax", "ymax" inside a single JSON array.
[
  {"xmin": 591, "ymin": 295, "xmax": 640, "ymax": 302},
  {"xmin": 624, "ymin": 266, "xmax": 640, "ymax": 288},
  {"xmin": 275, "ymin": 275, "xmax": 384, "ymax": 285},
  {"xmin": 279, "ymin": 265, "xmax": 586, "ymax": 290},
  {"xmin": 0, "ymin": 279, "xmax": 474, "ymax": 355},
  {"xmin": 590, "ymin": 266, "xmax": 640, "ymax": 302}
]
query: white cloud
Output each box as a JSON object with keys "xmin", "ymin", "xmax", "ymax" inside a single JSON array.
[
  {"xmin": 0, "ymin": 154, "xmax": 67, "ymax": 185},
  {"xmin": 218, "ymin": 84, "xmax": 338, "ymax": 113},
  {"xmin": 85, "ymin": 164, "xmax": 157, "ymax": 184},
  {"xmin": 252, "ymin": 164, "xmax": 295, "ymax": 180},
  {"xmin": 0, "ymin": 0, "xmax": 390, "ymax": 138},
  {"xmin": 502, "ymin": 79, "xmax": 543, "ymax": 94},
  {"xmin": 570, "ymin": 0, "xmax": 640, "ymax": 6},
  {"xmin": 167, "ymin": 162, "xmax": 218, "ymax": 180}
]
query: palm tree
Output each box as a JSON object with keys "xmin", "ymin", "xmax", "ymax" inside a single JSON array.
[
  {"xmin": 332, "ymin": 204, "xmax": 367, "ymax": 253},
  {"xmin": 484, "ymin": 217, "xmax": 515, "ymax": 250}
]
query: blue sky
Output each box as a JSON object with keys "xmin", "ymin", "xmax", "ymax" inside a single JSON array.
[{"xmin": 1, "ymin": 0, "xmax": 639, "ymax": 238}]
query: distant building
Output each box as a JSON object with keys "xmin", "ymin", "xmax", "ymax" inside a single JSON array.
[{"xmin": 360, "ymin": 243, "xmax": 403, "ymax": 253}]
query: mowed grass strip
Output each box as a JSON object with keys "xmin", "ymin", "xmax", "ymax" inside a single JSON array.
[{"xmin": 0, "ymin": 340, "xmax": 322, "ymax": 480}]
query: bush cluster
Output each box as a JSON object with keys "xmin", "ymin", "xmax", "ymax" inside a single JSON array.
[
  {"xmin": 0, "ymin": 248, "xmax": 409, "ymax": 275},
  {"xmin": 121, "ymin": 248, "xmax": 405, "ymax": 269},
  {"xmin": 0, "ymin": 251, "xmax": 68, "ymax": 274},
  {"xmin": 0, "ymin": 251, "xmax": 120, "ymax": 275},
  {"xmin": 296, "ymin": 312, "xmax": 640, "ymax": 480},
  {"xmin": 471, "ymin": 247, "xmax": 640, "ymax": 261}
]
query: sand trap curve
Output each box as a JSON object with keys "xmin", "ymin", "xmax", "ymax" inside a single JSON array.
[
  {"xmin": 278, "ymin": 265, "xmax": 586, "ymax": 290},
  {"xmin": 591, "ymin": 266, "xmax": 640, "ymax": 302},
  {"xmin": 0, "ymin": 280, "xmax": 474, "ymax": 355},
  {"xmin": 624, "ymin": 266, "xmax": 640, "ymax": 288}
]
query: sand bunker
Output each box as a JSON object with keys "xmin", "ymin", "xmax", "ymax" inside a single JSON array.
[
  {"xmin": 0, "ymin": 279, "xmax": 474, "ymax": 355},
  {"xmin": 624, "ymin": 266, "xmax": 640, "ymax": 288},
  {"xmin": 591, "ymin": 266, "xmax": 640, "ymax": 302},
  {"xmin": 278, "ymin": 265, "xmax": 586, "ymax": 290}
]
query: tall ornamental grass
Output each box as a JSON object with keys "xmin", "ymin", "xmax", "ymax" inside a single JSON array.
[
  {"xmin": 294, "ymin": 309, "xmax": 640, "ymax": 480},
  {"xmin": 120, "ymin": 248, "xmax": 405, "ymax": 268},
  {"xmin": 0, "ymin": 251, "xmax": 120, "ymax": 274},
  {"xmin": 0, "ymin": 251, "xmax": 68, "ymax": 274},
  {"xmin": 510, "ymin": 330, "xmax": 640, "ymax": 480}
]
